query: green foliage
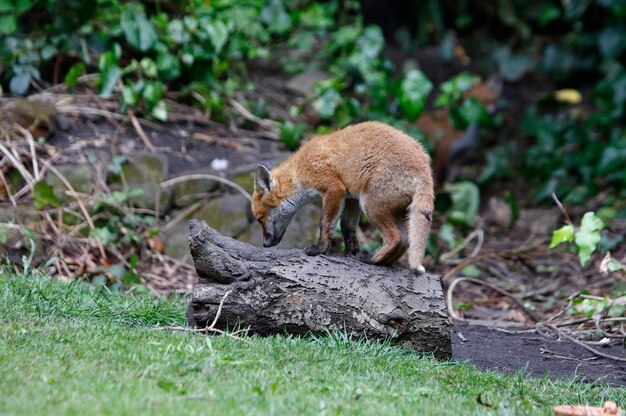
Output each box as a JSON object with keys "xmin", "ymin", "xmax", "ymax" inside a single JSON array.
[
  {"xmin": 550, "ymin": 212, "xmax": 605, "ymax": 266},
  {"xmin": 32, "ymin": 181, "xmax": 61, "ymax": 209},
  {"xmin": 443, "ymin": 181, "xmax": 480, "ymax": 228},
  {"xmin": 499, "ymin": 1, "xmax": 626, "ymax": 205},
  {"xmin": 437, "ymin": 181, "xmax": 480, "ymax": 250},
  {"xmin": 121, "ymin": 3, "xmax": 158, "ymax": 52},
  {"xmin": 398, "ymin": 70, "xmax": 432, "ymax": 122},
  {"xmin": 549, "ymin": 225, "xmax": 574, "ymax": 248},
  {"xmin": 575, "ymin": 212, "xmax": 605, "ymax": 266},
  {"xmin": 279, "ymin": 121, "xmax": 306, "ymax": 150},
  {"xmin": 566, "ymin": 292, "xmax": 626, "ymax": 319}
]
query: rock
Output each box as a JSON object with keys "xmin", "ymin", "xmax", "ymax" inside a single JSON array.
[
  {"xmin": 485, "ymin": 196, "xmax": 512, "ymax": 228},
  {"xmin": 162, "ymin": 193, "xmax": 321, "ymax": 262},
  {"xmin": 232, "ymin": 171, "xmax": 254, "ymax": 194},
  {"xmin": 111, "ymin": 153, "xmax": 173, "ymax": 214},
  {"xmin": 286, "ymin": 69, "xmax": 331, "ymax": 97},
  {"xmin": 44, "ymin": 164, "xmax": 93, "ymax": 202},
  {"xmin": 171, "ymin": 171, "xmax": 220, "ymax": 208}
]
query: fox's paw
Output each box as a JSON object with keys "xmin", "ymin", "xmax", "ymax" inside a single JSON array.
[
  {"xmin": 304, "ymin": 244, "xmax": 324, "ymax": 256},
  {"xmin": 411, "ymin": 265, "xmax": 426, "ymax": 275},
  {"xmin": 355, "ymin": 250, "xmax": 373, "ymax": 264}
]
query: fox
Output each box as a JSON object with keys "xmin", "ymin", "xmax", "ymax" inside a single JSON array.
[{"xmin": 251, "ymin": 121, "xmax": 434, "ymax": 274}]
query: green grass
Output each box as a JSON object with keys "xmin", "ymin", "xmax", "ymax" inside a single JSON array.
[{"xmin": 0, "ymin": 270, "xmax": 624, "ymax": 415}]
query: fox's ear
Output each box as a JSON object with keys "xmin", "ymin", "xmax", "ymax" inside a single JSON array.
[{"xmin": 254, "ymin": 164, "xmax": 275, "ymax": 194}]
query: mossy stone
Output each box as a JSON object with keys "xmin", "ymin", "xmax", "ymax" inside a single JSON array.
[
  {"xmin": 162, "ymin": 193, "xmax": 321, "ymax": 262},
  {"xmin": 44, "ymin": 164, "xmax": 93, "ymax": 203},
  {"xmin": 172, "ymin": 171, "xmax": 220, "ymax": 208},
  {"xmin": 110, "ymin": 154, "xmax": 173, "ymax": 214}
]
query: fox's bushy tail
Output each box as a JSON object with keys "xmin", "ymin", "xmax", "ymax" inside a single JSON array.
[{"xmin": 407, "ymin": 187, "xmax": 434, "ymax": 272}]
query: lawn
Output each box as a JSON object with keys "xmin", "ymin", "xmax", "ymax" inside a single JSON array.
[{"xmin": 0, "ymin": 270, "xmax": 623, "ymax": 415}]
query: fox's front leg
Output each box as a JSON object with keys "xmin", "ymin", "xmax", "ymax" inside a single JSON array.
[
  {"xmin": 304, "ymin": 188, "xmax": 345, "ymax": 256},
  {"xmin": 341, "ymin": 198, "xmax": 361, "ymax": 256}
]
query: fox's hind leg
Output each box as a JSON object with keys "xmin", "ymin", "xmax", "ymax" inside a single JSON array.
[
  {"xmin": 340, "ymin": 198, "xmax": 361, "ymax": 256},
  {"xmin": 358, "ymin": 197, "xmax": 404, "ymax": 266}
]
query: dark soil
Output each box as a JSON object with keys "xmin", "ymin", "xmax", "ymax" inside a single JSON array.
[{"xmin": 453, "ymin": 324, "xmax": 626, "ymax": 386}]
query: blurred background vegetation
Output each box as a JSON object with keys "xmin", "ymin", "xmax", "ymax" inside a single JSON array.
[
  {"xmin": 1, "ymin": 0, "xmax": 626, "ymax": 296},
  {"xmin": 2, "ymin": 0, "xmax": 625, "ymax": 203}
]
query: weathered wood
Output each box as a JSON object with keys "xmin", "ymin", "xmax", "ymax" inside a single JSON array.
[{"xmin": 187, "ymin": 219, "xmax": 451, "ymax": 358}]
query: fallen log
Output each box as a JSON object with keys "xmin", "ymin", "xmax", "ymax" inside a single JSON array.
[{"xmin": 186, "ymin": 219, "xmax": 451, "ymax": 358}]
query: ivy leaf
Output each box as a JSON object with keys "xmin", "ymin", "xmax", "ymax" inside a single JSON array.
[
  {"xmin": 357, "ymin": 26, "xmax": 384, "ymax": 59},
  {"xmin": 437, "ymin": 223, "xmax": 458, "ymax": 248},
  {"xmin": 597, "ymin": 147, "xmax": 626, "ymax": 175},
  {"xmin": 90, "ymin": 227, "xmax": 115, "ymax": 246},
  {"xmin": 550, "ymin": 224, "xmax": 574, "ymax": 248},
  {"xmin": 461, "ymin": 265, "xmax": 481, "ymax": 278},
  {"xmin": 99, "ymin": 65, "xmax": 121, "ymax": 97},
  {"xmin": 575, "ymin": 212, "xmax": 605, "ymax": 266},
  {"xmin": 0, "ymin": 0, "xmax": 14, "ymax": 12},
  {"xmin": 157, "ymin": 53, "xmax": 181, "ymax": 81},
  {"xmin": 64, "ymin": 62, "xmax": 85, "ymax": 90},
  {"xmin": 206, "ymin": 21, "xmax": 229, "ymax": 53},
  {"xmin": 436, "ymin": 72, "xmax": 480, "ymax": 107},
  {"xmin": 398, "ymin": 70, "xmax": 433, "ymax": 122},
  {"xmin": 142, "ymin": 81, "xmax": 164, "ymax": 104},
  {"xmin": 608, "ymin": 260, "xmax": 624, "ymax": 272},
  {"xmin": 598, "ymin": 25, "xmax": 626, "ymax": 60},
  {"xmin": 494, "ymin": 47, "xmax": 534, "ymax": 81},
  {"xmin": 312, "ymin": 88, "xmax": 341, "ymax": 119},
  {"xmin": 33, "ymin": 182, "xmax": 61, "ymax": 209},
  {"xmin": 151, "ymin": 100, "xmax": 168, "ymax": 121},
  {"xmin": 121, "ymin": 85, "xmax": 139, "ymax": 106},
  {"xmin": 537, "ymin": 4, "xmax": 561, "ymax": 26},
  {"xmin": 607, "ymin": 299, "xmax": 625, "ymax": 318},
  {"xmin": 0, "ymin": 14, "xmax": 16, "ymax": 35},
  {"xmin": 121, "ymin": 5, "xmax": 157, "ymax": 52},
  {"xmin": 140, "ymin": 57, "xmax": 158, "ymax": 78},
  {"xmin": 261, "ymin": 0, "xmax": 291, "ymax": 34},
  {"xmin": 458, "ymin": 98, "xmax": 491, "ymax": 127},
  {"xmin": 280, "ymin": 121, "xmax": 306, "ymax": 150},
  {"xmin": 9, "ymin": 73, "xmax": 30, "ymax": 95},
  {"xmin": 444, "ymin": 181, "xmax": 480, "ymax": 227}
]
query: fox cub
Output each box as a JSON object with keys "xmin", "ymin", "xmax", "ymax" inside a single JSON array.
[{"xmin": 251, "ymin": 121, "xmax": 434, "ymax": 274}]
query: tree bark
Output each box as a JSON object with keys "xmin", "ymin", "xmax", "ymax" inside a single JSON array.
[{"xmin": 187, "ymin": 219, "xmax": 451, "ymax": 358}]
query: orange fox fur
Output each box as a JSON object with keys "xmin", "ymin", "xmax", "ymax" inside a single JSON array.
[{"xmin": 251, "ymin": 121, "xmax": 434, "ymax": 273}]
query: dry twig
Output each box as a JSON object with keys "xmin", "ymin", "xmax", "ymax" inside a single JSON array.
[
  {"xmin": 447, "ymin": 277, "xmax": 540, "ymax": 323},
  {"xmin": 542, "ymin": 324, "xmax": 626, "ymax": 363},
  {"xmin": 155, "ymin": 290, "xmax": 251, "ymax": 344},
  {"xmin": 440, "ymin": 229, "xmax": 484, "ymax": 264},
  {"xmin": 127, "ymin": 108, "xmax": 156, "ymax": 152},
  {"xmin": 161, "ymin": 174, "xmax": 252, "ymax": 202}
]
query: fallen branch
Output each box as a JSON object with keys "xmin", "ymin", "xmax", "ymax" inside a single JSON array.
[{"xmin": 186, "ymin": 220, "xmax": 451, "ymax": 357}]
